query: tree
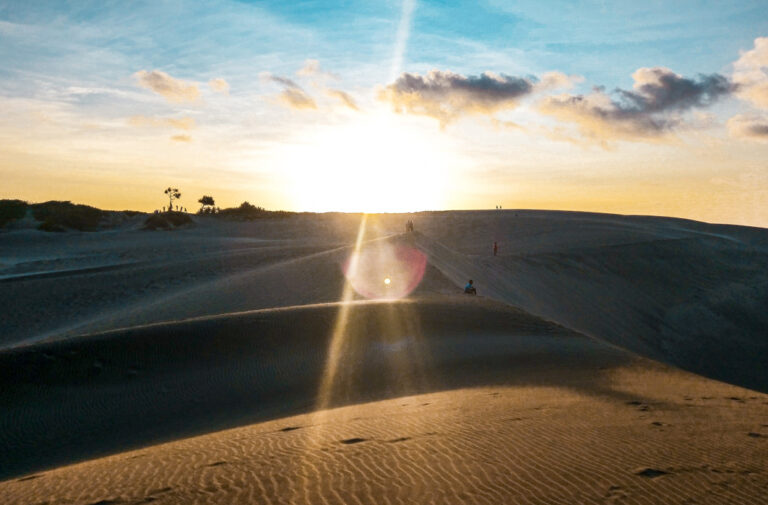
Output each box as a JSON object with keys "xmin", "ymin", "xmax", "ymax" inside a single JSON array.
[
  {"xmin": 198, "ymin": 195, "xmax": 215, "ymax": 214},
  {"xmin": 164, "ymin": 187, "xmax": 181, "ymax": 212}
]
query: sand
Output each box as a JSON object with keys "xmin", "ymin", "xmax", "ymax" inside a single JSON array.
[{"xmin": 1, "ymin": 210, "xmax": 767, "ymax": 503}]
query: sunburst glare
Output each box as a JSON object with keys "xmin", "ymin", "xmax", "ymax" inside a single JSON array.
[{"xmin": 279, "ymin": 111, "xmax": 458, "ymax": 213}]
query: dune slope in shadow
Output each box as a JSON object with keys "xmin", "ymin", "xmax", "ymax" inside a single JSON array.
[
  {"xmin": 0, "ymin": 296, "xmax": 624, "ymax": 481},
  {"xmin": 411, "ymin": 210, "xmax": 768, "ymax": 392}
]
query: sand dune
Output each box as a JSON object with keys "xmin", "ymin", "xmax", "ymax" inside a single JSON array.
[
  {"xmin": 409, "ymin": 211, "xmax": 768, "ymax": 391},
  {"xmin": 1, "ymin": 210, "xmax": 767, "ymax": 503},
  {"xmin": 3, "ymin": 296, "xmax": 767, "ymax": 504},
  {"xmin": 1, "ymin": 297, "xmax": 598, "ymax": 479}
]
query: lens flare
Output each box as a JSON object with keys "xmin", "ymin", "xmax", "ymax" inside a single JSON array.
[{"xmin": 344, "ymin": 242, "xmax": 427, "ymax": 299}]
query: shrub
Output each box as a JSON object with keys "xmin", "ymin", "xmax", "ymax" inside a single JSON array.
[
  {"xmin": 31, "ymin": 201, "xmax": 105, "ymax": 231},
  {"xmin": 216, "ymin": 201, "xmax": 293, "ymax": 221},
  {"xmin": 143, "ymin": 211, "xmax": 192, "ymax": 230},
  {"xmin": 0, "ymin": 199, "xmax": 27, "ymax": 227},
  {"xmin": 37, "ymin": 220, "xmax": 66, "ymax": 232}
]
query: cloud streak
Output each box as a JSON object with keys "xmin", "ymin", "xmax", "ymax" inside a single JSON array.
[
  {"xmin": 327, "ymin": 89, "xmax": 359, "ymax": 110},
  {"xmin": 128, "ymin": 115, "xmax": 195, "ymax": 130},
  {"xmin": 262, "ymin": 72, "xmax": 317, "ymax": 110},
  {"xmin": 279, "ymin": 88, "xmax": 317, "ymax": 109},
  {"xmin": 380, "ymin": 70, "xmax": 537, "ymax": 126},
  {"xmin": 133, "ymin": 70, "xmax": 200, "ymax": 103},
  {"xmin": 539, "ymin": 67, "xmax": 733, "ymax": 142}
]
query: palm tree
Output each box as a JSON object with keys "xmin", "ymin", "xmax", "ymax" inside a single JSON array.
[{"xmin": 164, "ymin": 187, "xmax": 181, "ymax": 212}]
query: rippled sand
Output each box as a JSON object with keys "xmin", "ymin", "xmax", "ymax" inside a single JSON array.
[{"xmin": 5, "ymin": 364, "xmax": 767, "ymax": 505}]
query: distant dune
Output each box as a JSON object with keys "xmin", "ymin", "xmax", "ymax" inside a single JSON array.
[
  {"xmin": 1, "ymin": 210, "xmax": 767, "ymax": 503},
  {"xmin": 2, "ymin": 210, "xmax": 766, "ymax": 390}
]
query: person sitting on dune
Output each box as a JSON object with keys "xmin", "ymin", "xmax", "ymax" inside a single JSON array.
[{"xmin": 464, "ymin": 279, "xmax": 477, "ymax": 295}]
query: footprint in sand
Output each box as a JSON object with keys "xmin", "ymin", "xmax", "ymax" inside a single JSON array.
[
  {"xmin": 634, "ymin": 468, "xmax": 668, "ymax": 478},
  {"xmin": 606, "ymin": 485, "xmax": 629, "ymax": 501},
  {"xmin": 16, "ymin": 474, "xmax": 42, "ymax": 482}
]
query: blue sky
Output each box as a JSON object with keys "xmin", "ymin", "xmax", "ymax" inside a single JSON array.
[{"xmin": 1, "ymin": 0, "xmax": 767, "ymax": 224}]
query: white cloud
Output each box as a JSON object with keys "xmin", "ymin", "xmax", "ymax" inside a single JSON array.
[{"xmin": 733, "ymin": 37, "xmax": 768, "ymax": 109}]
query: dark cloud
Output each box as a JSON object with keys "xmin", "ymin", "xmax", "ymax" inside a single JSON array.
[
  {"xmin": 379, "ymin": 70, "xmax": 537, "ymax": 126},
  {"xmin": 617, "ymin": 68, "xmax": 732, "ymax": 113},
  {"xmin": 540, "ymin": 67, "xmax": 734, "ymax": 141}
]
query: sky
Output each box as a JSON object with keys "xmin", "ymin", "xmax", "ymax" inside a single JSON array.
[{"xmin": 1, "ymin": 0, "xmax": 768, "ymax": 226}]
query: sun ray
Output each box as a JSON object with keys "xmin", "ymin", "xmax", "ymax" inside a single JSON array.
[
  {"xmin": 389, "ymin": 0, "xmax": 416, "ymax": 82},
  {"xmin": 315, "ymin": 213, "xmax": 369, "ymax": 411}
]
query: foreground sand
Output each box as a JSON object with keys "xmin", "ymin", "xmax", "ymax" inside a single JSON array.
[
  {"xmin": 1, "ymin": 210, "xmax": 767, "ymax": 503},
  {"xmin": 4, "ymin": 360, "xmax": 768, "ymax": 504}
]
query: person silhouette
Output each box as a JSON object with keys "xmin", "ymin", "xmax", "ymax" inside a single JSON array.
[{"xmin": 464, "ymin": 279, "xmax": 477, "ymax": 295}]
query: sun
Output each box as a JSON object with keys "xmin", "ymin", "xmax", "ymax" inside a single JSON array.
[{"xmin": 278, "ymin": 111, "xmax": 458, "ymax": 212}]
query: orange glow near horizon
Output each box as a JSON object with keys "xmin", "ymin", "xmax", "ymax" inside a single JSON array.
[{"xmin": 1, "ymin": 115, "xmax": 766, "ymax": 227}]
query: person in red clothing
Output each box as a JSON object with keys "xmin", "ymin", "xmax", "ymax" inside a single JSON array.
[{"xmin": 493, "ymin": 241, "xmax": 498, "ymax": 256}]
